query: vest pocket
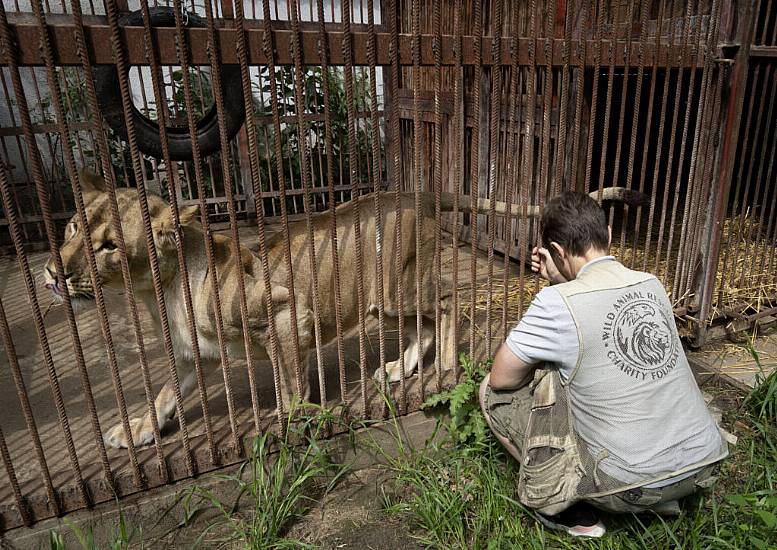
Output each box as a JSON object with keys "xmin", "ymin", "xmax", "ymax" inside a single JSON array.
[{"xmin": 519, "ymin": 435, "xmax": 582, "ymax": 509}]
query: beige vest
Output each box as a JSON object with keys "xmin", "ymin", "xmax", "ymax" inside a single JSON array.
[{"xmin": 517, "ymin": 260, "xmax": 728, "ymax": 515}]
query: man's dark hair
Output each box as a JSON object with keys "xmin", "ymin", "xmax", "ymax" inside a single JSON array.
[{"xmin": 541, "ymin": 191, "xmax": 609, "ymax": 258}]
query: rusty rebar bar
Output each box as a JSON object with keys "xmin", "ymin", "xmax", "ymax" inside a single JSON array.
[
  {"xmin": 0, "ymin": 3, "xmax": 92, "ymax": 506},
  {"xmin": 484, "ymin": 0, "xmax": 503, "ymax": 357},
  {"xmin": 340, "ymin": 0, "xmax": 369, "ymax": 413},
  {"xmin": 0, "ymin": 294, "xmax": 59, "ymax": 516}
]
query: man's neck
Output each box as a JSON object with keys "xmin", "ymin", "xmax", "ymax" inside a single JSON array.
[{"xmin": 568, "ymin": 249, "xmax": 609, "ymax": 279}]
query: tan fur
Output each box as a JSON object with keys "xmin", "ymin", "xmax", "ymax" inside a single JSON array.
[{"xmin": 44, "ymin": 171, "xmax": 645, "ymax": 449}]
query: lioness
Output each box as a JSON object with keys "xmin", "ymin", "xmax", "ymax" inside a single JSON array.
[{"xmin": 43, "ymin": 171, "xmax": 645, "ymax": 449}]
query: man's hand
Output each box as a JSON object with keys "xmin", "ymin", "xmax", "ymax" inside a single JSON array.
[{"xmin": 531, "ymin": 246, "xmax": 567, "ymax": 285}]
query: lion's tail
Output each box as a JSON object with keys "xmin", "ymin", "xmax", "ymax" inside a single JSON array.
[{"xmin": 438, "ymin": 187, "xmax": 649, "ymax": 218}]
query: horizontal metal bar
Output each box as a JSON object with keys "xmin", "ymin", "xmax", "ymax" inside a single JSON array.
[
  {"xmin": 750, "ymin": 45, "xmax": 777, "ymax": 58},
  {"xmin": 2, "ymin": 21, "xmax": 703, "ymax": 68},
  {"xmin": 0, "ymin": 121, "xmax": 92, "ymax": 136}
]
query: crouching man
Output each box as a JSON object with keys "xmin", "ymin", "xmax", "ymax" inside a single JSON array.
[{"xmin": 480, "ymin": 191, "xmax": 728, "ymax": 537}]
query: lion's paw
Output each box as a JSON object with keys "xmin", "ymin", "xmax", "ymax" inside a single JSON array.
[
  {"xmin": 373, "ymin": 359, "xmax": 414, "ymax": 384},
  {"xmin": 103, "ymin": 418, "xmax": 155, "ymax": 449}
]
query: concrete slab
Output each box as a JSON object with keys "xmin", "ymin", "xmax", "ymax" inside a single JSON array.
[{"xmin": 687, "ymin": 325, "xmax": 777, "ymax": 391}]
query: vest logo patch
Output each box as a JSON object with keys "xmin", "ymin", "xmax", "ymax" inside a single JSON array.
[{"xmin": 601, "ymin": 291, "xmax": 679, "ymax": 381}]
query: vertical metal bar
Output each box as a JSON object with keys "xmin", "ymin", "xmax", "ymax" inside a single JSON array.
[
  {"xmin": 554, "ymin": 0, "xmax": 574, "ymax": 193},
  {"xmin": 32, "ymin": 0, "xmax": 162, "ymax": 490},
  {"xmin": 695, "ymin": 0, "xmax": 756, "ymax": 345},
  {"xmin": 661, "ymin": 0, "xmax": 702, "ymax": 291},
  {"xmin": 609, "ymin": 1, "xmax": 636, "ymax": 228},
  {"xmin": 717, "ymin": 62, "xmax": 763, "ymax": 301},
  {"xmin": 740, "ymin": 71, "xmax": 777, "ymax": 286},
  {"xmin": 521, "ymin": 0, "xmax": 545, "ymax": 300},
  {"xmin": 500, "ymin": 23, "xmax": 521, "ymax": 342},
  {"xmin": 468, "ymin": 0, "xmax": 483, "ymax": 358},
  {"xmin": 202, "ymin": 0, "xmax": 271, "ymax": 433},
  {"xmin": 449, "ymin": 0, "xmax": 463, "ymax": 381},
  {"xmin": 570, "ymin": 15, "xmax": 585, "ymax": 191},
  {"xmin": 0, "ymin": 422, "xmax": 29, "ymax": 526},
  {"xmin": 411, "ymin": 0, "xmax": 425, "ymax": 393},
  {"xmin": 676, "ymin": 0, "xmax": 723, "ymax": 300},
  {"xmin": 754, "ymin": 122, "xmax": 777, "ymax": 278},
  {"xmin": 364, "ymin": 0, "xmax": 387, "ymax": 401},
  {"xmin": 538, "ymin": 0, "xmax": 555, "ymax": 203},
  {"xmin": 232, "ymin": 0, "xmax": 288, "ymax": 429},
  {"xmin": 171, "ymin": 0, "xmax": 244, "ymax": 448},
  {"xmin": 23, "ymin": 25, "xmax": 120, "ymax": 489},
  {"xmin": 340, "ymin": 0, "xmax": 369, "ymax": 412},
  {"xmin": 725, "ymin": 67, "xmax": 772, "ymax": 291},
  {"xmin": 642, "ymin": 0, "xmax": 679, "ymax": 274},
  {"xmin": 524, "ymin": 0, "xmax": 540, "ymax": 296},
  {"xmin": 314, "ymin": 0, "xmax": 348, "ymax": 407},
  {"xmin": 484, "ymin": 0, "xmax": 503, "ymax": 357},
  {"xmin": 0, "ymin": 294, "xmax": 59, "ymax": 516},
  {"xmin": 260, "ymin": 0, "xmax": 306, "ymax": 412},
  {"xmin": 688, "ymin": 67, "xmax": 725, "ymax": 304},
  {"xmin": 68, "ymin": 0, "xmax": 169, "ymax": 482},
  {"xmin": 105, "ymin": 0, "xmax": 196, "ymax": 474},
  {"xmin": 633, "ymin": 0, "xmax": 667, "ymax": 269},
  {"xmin": 584, "ymin": 0, "xmax": 605, "ymax": 193},
  {"xmin": 621, "ymin": 0, "xmax": 651, "ymax": 264},
  {"xmin": 0, "ymin": 3, "xmax": 91, "ymax": 507},
  {"xmin": 598, "ymin": 0, "xmax": 625, "ymax": 209},
  {"xmin": 387, "ymin": 0, "xmax": 407, "ymax": 411},
  {"xmin": 133, "ymin": 0, "xmax": 218, "ymax": 462},
  {"xmin": 288, "ymin": 0, "xmax": 329, "ymax": 407},
  {"xmin": 431, "ymin": 0, "xmax": 443, "ymax": 392}
]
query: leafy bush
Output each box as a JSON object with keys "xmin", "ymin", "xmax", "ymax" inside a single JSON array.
[{"xmin": 422, "ymin": 353, "xmax": 493, "ymax": 451}]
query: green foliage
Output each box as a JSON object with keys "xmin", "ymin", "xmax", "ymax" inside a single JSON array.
[
  {"xmin": 743, "ymin": 337, "xmax": 777, "ymax": 423},
  {"xmin": 48, "ymin": 505, "xmax": 138, "ymax": 549},
  {"xmin": 382, "ymin": 354, "xmax": 777, "ymax": 549},
  {"xmin": 179, "ymin": 401, "xmax": 351, "ymax": 549},
  {"xmin": 254, "ymin": 65, "xmax": 380, "ymax": 210},
  {"xmin": 422, "ymin": 353, "xmax": 493, "ymax": 451}
]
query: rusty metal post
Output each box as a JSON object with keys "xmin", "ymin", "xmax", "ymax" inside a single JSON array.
[{"xmin": 693, "ymin": 0, "xmax": 757, "ymax": 347}]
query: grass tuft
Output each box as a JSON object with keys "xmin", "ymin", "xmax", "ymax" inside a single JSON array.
[
  {"xmin": 171, "ymin": 400, "xmax": 352, "ymax": 549},
  {"xmin": 380, "ymin": 355, "xmax": 777, "ymax": 549}
]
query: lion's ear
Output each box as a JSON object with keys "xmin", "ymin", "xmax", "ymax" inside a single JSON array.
[
  {"xmin": 78, "ymin": 169, "xmax": 107, "ymax": 196},
  {"xmin": 152, "ymin": 208, "xmax": 177, "ymax": 250},
  {"xmin": 178, "ymin": 204, "xmax": 200, "ymax": 226}
]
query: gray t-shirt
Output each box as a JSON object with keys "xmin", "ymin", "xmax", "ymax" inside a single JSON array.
[
  {"xmin": 505, "ymin": 257, "xmax": 616, "ymax": 381},
  {"xmin": 503, "ymin": 256, "xmax": 701, "ymax": 487}
]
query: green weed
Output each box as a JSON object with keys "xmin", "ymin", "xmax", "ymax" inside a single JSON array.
[
  {"xmin": 381, "ymin": 355, "xmax": 777, "ymax": 549},
  {"xmin": 422, "ymin": 353, "xmax": 494, "ymax": 451},
  {"xmin": 48, "ymin": 504, "xmax": 138, "ymax": 550},
  {"xmin": 180, "ymin": 401, "xmax": 352, "ymax": 549}
]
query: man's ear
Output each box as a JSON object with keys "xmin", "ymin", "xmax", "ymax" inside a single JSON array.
[
  {"xmin": 78, "ymin": 169, "xmax": 106, "ymax": 197},
  {"xmin": 550, "ymin": 241, "xmax": 565, "ymax": 262}
]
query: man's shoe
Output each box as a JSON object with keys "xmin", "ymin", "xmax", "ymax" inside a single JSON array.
[{"xmin": 536, "ymin": 502, "xmax": 606, "ymax": 538}]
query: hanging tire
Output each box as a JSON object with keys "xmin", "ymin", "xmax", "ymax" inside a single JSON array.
[{"xmin": 94, "ymin": 7, "xmax": 246, "ymax": 161}]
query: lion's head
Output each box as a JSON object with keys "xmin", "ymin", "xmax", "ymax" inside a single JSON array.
[
  {"xmin": 42, "ymin": 171, "xmax": 199, "ymax": 307},
  {"xmin": 631, "ymin": 321, "xmax": 671, "ymax": 366}
]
